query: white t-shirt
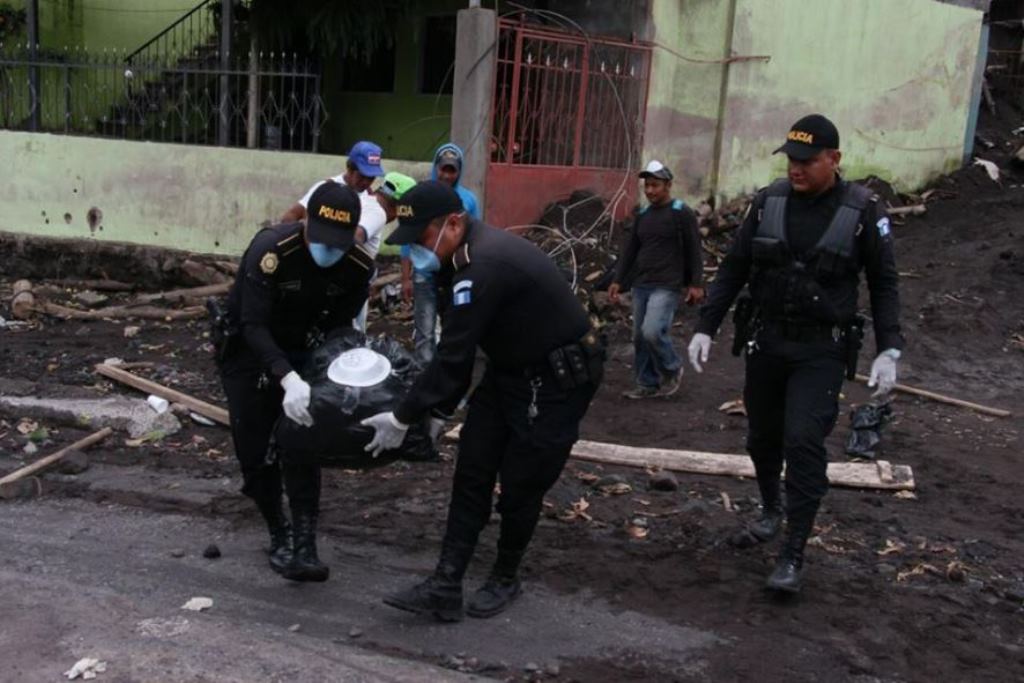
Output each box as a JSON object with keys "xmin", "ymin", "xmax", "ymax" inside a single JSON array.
[{"xmin": 298, "ymin": 175, "xmax": 387, "ymax": 258}]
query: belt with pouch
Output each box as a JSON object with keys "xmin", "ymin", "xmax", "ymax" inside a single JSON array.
[
  {"xmin": 495, "ymin": 332, "xmax": 606, "ymax": 391},
  {"xmin": 760, "ymin": 319, "xmax": 846, "ymax": 344}
]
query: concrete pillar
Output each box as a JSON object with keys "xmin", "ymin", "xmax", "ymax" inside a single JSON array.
[{"xmin": 451, "ymin": 7, "xmax": 497, "ymax": 216}]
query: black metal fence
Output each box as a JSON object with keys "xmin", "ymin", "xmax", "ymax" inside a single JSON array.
[{"xmin": 0, "ymin": 45, "xmax": 327, "ymax": 152}]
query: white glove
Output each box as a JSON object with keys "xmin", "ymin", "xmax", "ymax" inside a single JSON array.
[
  {"xmin": 360, "ymin": 411, "xmax": 409, "ymax": 458},
  {"xmin": 868, "ymin": 349, "xmax": 901, "ymax": 397},
  {"xmin": 280, "ymin": 371, "xmax": 313, "ymax": 427},
  {"xmin": 688, "ymin": 333, "xmax": 712, "ymax": 373},
  {"xmin": 427, "ymin": 417, "xmax": 446, "ymax": 445}
]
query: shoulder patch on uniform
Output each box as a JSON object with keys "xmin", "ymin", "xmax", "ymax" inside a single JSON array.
[
  {"xmin": 259, "ymin": 252, "xmax": 279, "ymax": 274},
  {"xmin": 876, "ymin": 217, "xmax": 891, "ymax": 237},
  {"xmin": 276, "ymin": 231, "xmax": 301, "ymax": 248},
  {"xmin": 453, "ymin": 279, "xmax": 473, "ymax": 306},
  {"xmin": 672, "ymin": 198, "xmax": 685, "ymax": 210}
]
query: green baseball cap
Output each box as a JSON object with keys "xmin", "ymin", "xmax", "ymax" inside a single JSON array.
[{"xmin": 377, "ymin": 172, "xmax": 417, "ymax": 200}]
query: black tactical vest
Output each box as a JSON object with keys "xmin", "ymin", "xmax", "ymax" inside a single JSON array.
[{"xmin": 750, "ymin": 179, "xmax": 874, "ymax": 324}]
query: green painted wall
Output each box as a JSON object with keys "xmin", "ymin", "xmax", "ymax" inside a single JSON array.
[
  {"xmin": 323, "ymin": 0, "xmax": 469, "ymax": 161},
  {"xmin": 0, "ymin": 131, "xmax": 431, "ymax": 255},
  {"xmin": 642, "ymin": 0, "xmax": 983, "ymax": 201},
  {"xmin": 719, "ymin": 0, "xmax": 982, "ymax": 195},
  {"xmin": 642, "ymin": 0, "xmax": 732, "ymax": 200}
]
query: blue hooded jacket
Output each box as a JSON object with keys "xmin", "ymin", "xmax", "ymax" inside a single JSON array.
[
  {"xmin": 402, "ymin": 143, "xmax": 482, "ymax": 275},
  {"xmin": 429, "ymin": 142, "xmax": 480, "ymax": 219}
]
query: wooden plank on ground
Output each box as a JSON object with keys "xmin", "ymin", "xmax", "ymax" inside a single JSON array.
[
  {"xmin": 94, "ymin": 363, "xmax": 230, "ymax": 426},
  {"xmin": 853, "ymin": 374, "xmax": 1010, "ymax": 418},
  {"xmin": 0, "ymin": 427, "xmax": 112, "ymax": 488},
  {"xmin": 444, "ymin": 426, "xmax": 915, "ymax": 491}
]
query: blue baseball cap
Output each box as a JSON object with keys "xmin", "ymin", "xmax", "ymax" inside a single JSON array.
[{"xmin": 347, "ymin": 141, "xmax": 384, "ymax": 177}]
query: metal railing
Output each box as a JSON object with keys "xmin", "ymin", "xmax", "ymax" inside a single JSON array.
[
  {"xmin": 491, "ymin": 19, "xmax": 651, "ymax": 170},
  {"xmin": 126, "ymin": 0, "xmax": 219, "ymax": 66},
  {"xmin": 0, "ymin": 45, "xmax": 326, "ymax": 152}
]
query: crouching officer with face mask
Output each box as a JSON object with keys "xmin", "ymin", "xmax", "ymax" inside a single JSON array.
[
  {"xmin": 218, "ymin": 181, "xmax": 371, "ymax": 582},
  {"xmin": 688, "ymin": 114, "xmax": 903, "ymax": 593},
  {"xmin": 361, "ymin": 180, "xmax": 604, "ymax": 621}
]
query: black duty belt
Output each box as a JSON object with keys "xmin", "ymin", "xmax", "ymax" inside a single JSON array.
[
  {"xmin": 493, "ymin": 333, "xmax": 605, "ymax": 390},
  {"xmin": 760, "ymin": 319, "xmax": 846, "ymax": 344}
]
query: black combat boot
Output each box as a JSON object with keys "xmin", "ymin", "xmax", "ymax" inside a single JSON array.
[
  {"xmin": 765, "ymin": 531, "xmax": 808, "ymax": 593},
  {"xmin": 282, "ymin": 509, "xmax": 329, "ymax": 582},
  {"xmin": 467, "ymin": 548, "xmax": 524, "ymax": 618},
  {"xmin": 383, "ymin": 541, "xmax": 473, "ymax": 622},
  {"xmin": 729, "ymin": 477, "xmax": 784, "ymax": 548},
  {"xmin": 254, "ymin": 496, "xmax": 292, "ymax": 575}
]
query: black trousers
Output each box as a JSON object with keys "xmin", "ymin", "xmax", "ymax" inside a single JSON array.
[
  {"xmin": 743, "ymin": 331, "xmax": 846, "ymax": 542},
  {"xmin": 444, "ymin": 367, "xmax": 599, "ymax": 556},
  {"xmin": 220, "ymin": 354, "xmax": 319, "ymax": 511}
]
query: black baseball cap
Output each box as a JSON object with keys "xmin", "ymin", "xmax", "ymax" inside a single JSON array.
[
  {"xmin": 306, "ymin": 181, "xmax": 362, "ymax": 249},
  {"xmin": 773, "ymin": 114, "xmax": 840, "ymax": 160},
  {"xmin": 385, "ymin": 180, "xmax": 464, "ymax": 245}
]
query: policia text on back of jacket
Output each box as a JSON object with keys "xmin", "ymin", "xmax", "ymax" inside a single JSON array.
[{"xmin": 688, "ymin": 114, "xmax": 903, "ymax": 594}]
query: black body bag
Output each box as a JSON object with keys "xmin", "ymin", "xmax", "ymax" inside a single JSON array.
[{"xmin": 275, "ymin": 330, "xmax": 437, "ymax": 468}]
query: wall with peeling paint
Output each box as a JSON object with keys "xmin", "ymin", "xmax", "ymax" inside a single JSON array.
[
  {"xmin": 0, "ymin": 132, "xmax": 431, "ymax": 256},
  {"xmin": 642, "ymin": 0, "xmax": 984, "ymax": 201}
]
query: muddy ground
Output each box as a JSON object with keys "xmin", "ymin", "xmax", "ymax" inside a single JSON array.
[{"xmin": 3, "ymin": 144, "xmax": 1024, "ymax": 681}]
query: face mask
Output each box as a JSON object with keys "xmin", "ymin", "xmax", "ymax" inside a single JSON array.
[
  {"xmin": 408, "ymin": 223, "xmax": 447, "ymax": 273},
  {"xmin": 308, "ymin": 242, "xmax": 346, "ymax": 268}
]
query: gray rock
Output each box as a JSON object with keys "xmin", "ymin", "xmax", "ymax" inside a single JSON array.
[
  {"xmin": 74, "ymin": 290, "xmax": 109, "ymax": 307},
  {"xmin": 288, "ymin": 623, "xmax": 301, "ymax": 632},
  {"xmin": 680, "ymin": 499, "xmax": 711, "ymax": 516},
  {"xmin": 56, "ymin": 450, "xmax": 89, "ymax": 475},
  {"xmin": 595, "ymin": 474, "xmax": 627, "ymax": 489},
  {"xmin": 0, "ymin": 395, "xmax": 181, "ymax": 439},
  {"xmin": 648, "ymin": 471, "xmax": 679, "ymax": 492},
  {"xmin": 1004, "ymin": 585, "xmax": 1024, "ymax": 603},
  {"xmin": 347, "ymin": 627, "xmax": 363, "ymax": 639},
  {"xmin": 170, "ymin": 549, "xmax": 186, "ymax": 558},
  {"xmin": 545, "ymin": 662, "xmax": 561, "ymax": 677},
  {"xmin": 202, "ymin": 544, "xmax": 221, "ymax": 559},
  {"xmin": 876, "ymin": 563, "xmax": 897, "ymax": 578},
  {"xmin": 524, "ymin": 662, "xmax": 540, "ymax": 673}
]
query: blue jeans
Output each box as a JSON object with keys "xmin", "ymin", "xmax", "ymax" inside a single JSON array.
[
  {"xmin": 631, "ymin": 286, "xmax": 682, "ymax": 388},
  {"xmin": 413, "ymin": 274, "xmax": 438, "ymax": 365}
]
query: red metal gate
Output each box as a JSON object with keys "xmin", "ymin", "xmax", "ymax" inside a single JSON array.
[{"xmin": 487, "ymin": 19, "xmax": 652, "ymax": 227}]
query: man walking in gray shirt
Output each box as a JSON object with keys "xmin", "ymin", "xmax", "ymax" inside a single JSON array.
[{"xmin": 608, "ymin": 161, "xmax": 704, "ymax": 398}]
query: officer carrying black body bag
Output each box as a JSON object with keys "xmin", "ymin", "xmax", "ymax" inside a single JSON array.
[{"xmin": 274, "ymin": 329, "xmax": 438, "ymax": 468}]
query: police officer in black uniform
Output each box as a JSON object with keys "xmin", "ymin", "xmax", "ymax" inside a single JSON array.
[
  {"xmin": 219, "ymin": 181, "xmax": 372, "ymax": 582},
  {"xmin": 688, "ymin": 115, "xmax": 903, "ymax": 593},
  {"xmin": 360, "ymin": 180, "xmax": 604, "ymax": 621}
]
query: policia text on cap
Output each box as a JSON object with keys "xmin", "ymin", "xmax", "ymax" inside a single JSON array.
[
  {"xmin": 360, "ymin": 180, "xmax": 605, "ymax": 621},
  {"xmin": 687, "ymin": 114, "xmax": 903, "ymax": 594}
]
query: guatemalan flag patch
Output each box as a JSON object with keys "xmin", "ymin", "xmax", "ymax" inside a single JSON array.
[
  {"xmin": 453, "ymin": 280, "xmax": 473, "ymax": 306},
  {"xmin": 877, "ymin": 217, "xmax": 891, "ymax": 237}
]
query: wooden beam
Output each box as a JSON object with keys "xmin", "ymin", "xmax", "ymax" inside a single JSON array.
[
  {"xmin": 853, "ymin": 374, "xmax": 1011, "ymax": 418},
  {"xmin": 0, "ymin": 427, "xmax": 112, "ymax": 487},
  {"xmin": 94, "ymin": 364, "xmax": 230, "ymax": 426},
  {"xmin": 443, "ymin": 426, "xmax": 915, "ymax": 491}
]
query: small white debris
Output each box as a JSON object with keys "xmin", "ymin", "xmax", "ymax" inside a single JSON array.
[
  {"xmin": 189, "ymin": 412, "xmax": 216, "ymax": 427},
  {"xmin": 123, "ymin": 326, "xmax": 141, "ymax": 338},
  {"xmin": 146, "ymin": 395, "xmax": 170, "ymax": 414},
  {"xmin": 23, "ymin": 441, "xmax": 38, "ymax": 455},
  {"xmin": 181, "ymin": 597, "xmax": 213, "ymax": 612},
  {"xmin": 101, "ymin": 358, "xmax": 124, "ymax": 367},
  {"xmin": 973, "ymin": 157, "xmax": 1000, "ymax": 183},
  {"xmin": 64, "ymin": 657, "xmax": 107, "ymax": 680}
]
